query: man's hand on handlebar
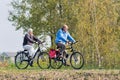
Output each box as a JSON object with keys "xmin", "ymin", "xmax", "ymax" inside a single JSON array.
[
  {"xmin": 66, "ymin": 41, "xmax": 73, "ymax": 45},
  {"xmin": 66, "ymin": 41, "xmax": 78, "ymax": 45}
]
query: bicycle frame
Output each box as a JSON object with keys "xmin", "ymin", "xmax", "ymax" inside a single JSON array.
[
  {"xmin": 31, "ymin": 42, "xmax": 45, "ymax": 60},
  {"xmin": 32, "ymin": 45, "xmax": 40, "ymax": 60},
  {"xmin": 66, "ymin": 41, "xmax": 78, "ymax": 53}
]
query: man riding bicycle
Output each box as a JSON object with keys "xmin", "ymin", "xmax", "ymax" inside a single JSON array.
[
  {"xmin": 23, "ymin": 28, "xmax": 41, "ymax": 66},
  {"xmin": 55, "ymin": 24, "xmax": 76, "ymax": 66}
]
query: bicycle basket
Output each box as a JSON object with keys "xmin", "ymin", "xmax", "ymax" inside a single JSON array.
[{"xmin": 49, "ymin": 49, "xmax": 57, "ymax": 58}]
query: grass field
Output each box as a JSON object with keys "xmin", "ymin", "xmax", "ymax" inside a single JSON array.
[
  {"xmin": 0, "ymin": 67, "xmax": 120, "ymax": 80},
  {"xmin": 0, "ymin": 62, "xmax": 119, "ymax": 80}
]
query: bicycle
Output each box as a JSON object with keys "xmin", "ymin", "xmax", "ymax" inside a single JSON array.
[
  {"xmin": 49, "ymin": 41, "xmax": 84, "ymax": 69},
  {"xmin": 15, "ymin": 42, "xmax": 50, "ymax": 69}
]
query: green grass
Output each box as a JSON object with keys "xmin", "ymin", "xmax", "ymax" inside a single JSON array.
[{"xmin": 5, "ymin": 62, "xmax": 120, "ymax": 71}]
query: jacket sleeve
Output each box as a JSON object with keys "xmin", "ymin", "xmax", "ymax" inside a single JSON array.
[
  {"xmin": 33, "ymin": 36, "xmax": 41, "ymax": 43},
  {"xmin": 67, "ymin": 32, "xmax": 75, "ymax": 42}
]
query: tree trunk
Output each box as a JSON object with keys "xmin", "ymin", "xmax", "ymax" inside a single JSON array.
[{"xmin": 91, "ymin": 0, "xmax": 101, "ymax": 68}]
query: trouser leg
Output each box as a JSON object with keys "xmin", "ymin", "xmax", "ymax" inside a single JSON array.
[
  {"xmin": 23, "ymin": 45, "xmax": 35, "ymax": 57},
  {"xmin": 57, "ymin": 43, "xmax": 66, "ymax": 55}
]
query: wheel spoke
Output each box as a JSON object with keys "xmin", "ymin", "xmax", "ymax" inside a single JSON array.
[
  {"xmin": 70, "ymin": 52, "xmax": 84, "ymax": 69},
  {"xmin": 37, "ymin": 52, "xmax": 50, "ymax": 69},
  {"xmin": 15, "ymin": 52, "xmax": 29, "ymax": 69},
  {"xmin": 50, "ymin": 57, "xmax": 63, "ymax": 69}
]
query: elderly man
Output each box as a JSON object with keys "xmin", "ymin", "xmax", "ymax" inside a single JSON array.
[{"xmin": 55, "ymin": 24, "xmax": 76, "ymax": 65}]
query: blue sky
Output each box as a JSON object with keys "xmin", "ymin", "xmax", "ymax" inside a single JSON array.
[{"xmin": 0, "ymin": 0, "xmax": 23, "ymax": 52}]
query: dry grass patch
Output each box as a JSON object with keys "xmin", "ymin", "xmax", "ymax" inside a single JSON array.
[{"xmin": 0, "ymin": 69, "xmax": 119, "ymax": 80}]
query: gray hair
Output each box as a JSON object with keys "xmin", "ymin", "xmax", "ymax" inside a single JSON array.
[{"xmin": 28, "ymin": 28, "xmax": 33, "ymax": 33}]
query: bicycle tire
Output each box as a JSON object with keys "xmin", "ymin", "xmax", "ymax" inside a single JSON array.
[
  {"xmin": 70, "ymin": 52, "xmax": 84, "ymax": 69},
  {"xmin": 15, "ymin": 52, "xmax": 29, "ymax": 69},
  {"xmin": 50, "ymin": 57, "xmax": 63, "ymax": 69},
  {"xmin": 37, "ymin": 52, "xmax": 50, "ymax": 69}
]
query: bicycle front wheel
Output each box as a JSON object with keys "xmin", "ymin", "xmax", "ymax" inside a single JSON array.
[
  {"xmin": 37, "ymin": 52, "xmax": 50, "ymax": 69},
  {"xmin": 70, "ymin": 52, "xmax": 84, "ymax": 69},
  {"xmin": 15, "ymin": 52, "xmax": 29, "ymax": 69}
]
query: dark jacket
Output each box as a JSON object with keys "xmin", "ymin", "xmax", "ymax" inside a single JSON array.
[{"xmin": 23, "ymin": 34, "xmax": 40, "ymax": 46}]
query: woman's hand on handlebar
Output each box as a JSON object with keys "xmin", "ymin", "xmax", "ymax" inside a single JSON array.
[{"xmin": 38, "ymin": 41, "xmax": 45, "ymax": 44}]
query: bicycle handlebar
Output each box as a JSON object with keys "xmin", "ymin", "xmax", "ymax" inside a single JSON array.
[
  {"xmin": 35, "ymin": 41, "xmax": 45, "ymax": 46},
  {"xmin": 66, "ymin": 41, "xmax": 78, "ymax": 50},
  {"xmin": 40, "ymin": 41, "xmax": 45, "ymax": 44},
  {"xmin": 69, "ymin": 41, "xmax": 78, "ymax": 45}
]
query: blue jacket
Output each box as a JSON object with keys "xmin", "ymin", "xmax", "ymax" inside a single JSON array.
[{"xmin": 55, "ymin": 28, "xmax": 75, "ymax": 44}]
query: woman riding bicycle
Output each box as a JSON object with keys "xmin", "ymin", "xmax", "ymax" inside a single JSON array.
[
  {"xmin": 55, "ymin": 24, "xmax": 76, "ymax": 66},
  {"xmin": 23, "ymin": 28, "xmax": 41, "ymax": 66}
]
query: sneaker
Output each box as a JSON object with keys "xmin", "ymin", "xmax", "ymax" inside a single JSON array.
[
  {"xmin": 65, "ymin": 54, "xmax": 69, "ymax": 58},
  {"xmin": 63, "ymin": 59, "xmax": 70, "ymax": 66},
  {"xmin": 29, "ymin": 61, "xmax": 33, "ymax": 67}
]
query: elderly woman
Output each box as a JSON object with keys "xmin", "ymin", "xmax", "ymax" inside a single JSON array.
[{"xmin": 23, "ymin": 28, "xmax": 41, "ymax": 66}]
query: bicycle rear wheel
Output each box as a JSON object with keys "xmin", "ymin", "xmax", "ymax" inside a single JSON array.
[
  {"xmin": 70, "ymin": 52, "xmax": 84, "ymax": 69},
  {"xmin": 50, "ymin": 57, "xmax": 63, "ymax": 69},
  {"xmin": 15, "ymin": 52, "xmax": 29, "ymax": 69},
  {"xmin": 37, "ymin": 52, "xmax": 50, "ymax": 69}
]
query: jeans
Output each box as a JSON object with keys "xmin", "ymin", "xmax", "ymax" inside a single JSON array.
[{"xmin": 56, "ymin": 42, "xmax": 66, "ymax": 55}]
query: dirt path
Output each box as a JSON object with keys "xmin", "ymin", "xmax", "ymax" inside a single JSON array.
[{"xmin": 0, "ymin": 69, "xmax": 120, "ymax": 80}]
